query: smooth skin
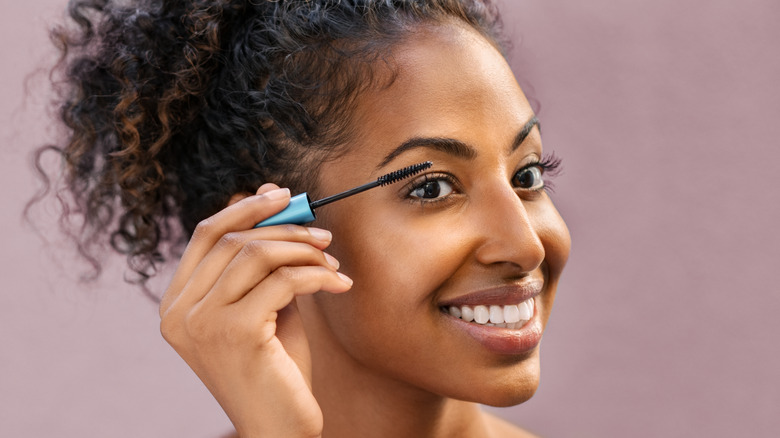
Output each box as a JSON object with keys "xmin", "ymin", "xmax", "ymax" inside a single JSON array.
[{"xmin": 160, "ymin": 20, "xmax": 570, "ymax": 438}]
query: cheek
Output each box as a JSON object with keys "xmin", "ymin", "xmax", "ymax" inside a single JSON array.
[
  {"xmin": 329, "ymin": 204, "xmax": 472, "ymax": 300},
  {"xmin": 329, "ymin": 219, "xmax": 462, "ymax": 313},
  {"xmin": 315, "ymin": 211, "xmax": 470, "ymax": 359}
]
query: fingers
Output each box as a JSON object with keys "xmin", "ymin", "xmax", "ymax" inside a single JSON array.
[
  {"xmin": 161, "ymin": 188, "xmax": 292, "ymax": 316},
  {"xmin": 163, "ymin": 223, "xmax": 333, "ymax": 316},
  {"xmin": 174, "ymin": 188, "xmax": 291, "ymax": 279},
  {"xmin": 236, "ymin": 265, "xmax": 352, "ymax": 317},
  {"xmin": 200, "ymin": 239, "xmax": 341, "ymax": 306}
]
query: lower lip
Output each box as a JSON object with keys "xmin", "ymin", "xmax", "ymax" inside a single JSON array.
[{"xmin": 442, "ymin": 300, "xmax": 543, "ymax": 355}]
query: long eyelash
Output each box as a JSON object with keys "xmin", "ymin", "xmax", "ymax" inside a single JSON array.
[
  {"xmin": 538, "ymin": 152, "xmax": 563, "ymax": 175},
  {"xmin": 527, "ymin": 152, "xmax": 563, "ymax": 193}
]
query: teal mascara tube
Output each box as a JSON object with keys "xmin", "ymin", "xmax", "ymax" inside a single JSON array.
[{"xmin": 254, "ymin": 161, "xmax": 433, "ymax": 228}]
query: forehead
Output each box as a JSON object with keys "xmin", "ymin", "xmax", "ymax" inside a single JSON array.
[{"xmin": 344, "ymin": 21, "xmax": 534, "ymax": 161}]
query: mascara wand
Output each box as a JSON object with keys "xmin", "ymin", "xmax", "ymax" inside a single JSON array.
[{"xmin": 254, "ymin": 161, "xmax": 433, "ymax": 228}]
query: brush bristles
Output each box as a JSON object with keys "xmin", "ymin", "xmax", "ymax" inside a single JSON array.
[{"xmin": 377, "ymin": 161, "xmax": 433, "ymax": 186}]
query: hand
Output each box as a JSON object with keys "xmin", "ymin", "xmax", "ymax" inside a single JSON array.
[{"xmin": 159, "ymin": 184, "xmax": 352, "ymax": 438}]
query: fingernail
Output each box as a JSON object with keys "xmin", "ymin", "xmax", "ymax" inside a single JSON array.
[
  {"xmin": 264, "ymin": 188, "xmax": 290, "ymax": 201},
  {"xmin": 337, "ymin": 272, "xmax": 353, "ymax": 286},
  {"xmin": 324, "ymin": 252, "xmax": 340, "ymax": 270},
  {"xmin": 308, "ymin": 227, "xmax": 332, "ymax": 242},
  {"xmin": 256, "ymin": 183, "xmax": 279, "ymax": 195}
]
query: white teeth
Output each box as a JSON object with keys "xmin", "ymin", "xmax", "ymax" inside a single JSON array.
[
  {"xmin": 445, "ymin": 298, "xmax": 535, "ymax": 329},
  {"xmin": 503, "ymin": 305, "xmax": 521, "ymax": 323},
  {"xmin": 518, "ymin": 299, "xmax": 534, "ymax": 321},
  {"xmin": 473, "ymin": 305, "xmax": 490, "ymax": 324},
  {"xmin": 461, "ymin": 306, "xmax": 474, "ymax": 322},
  {"xmin": 489, "ymin": 305, "xmax": 504, "ymax": 324}
]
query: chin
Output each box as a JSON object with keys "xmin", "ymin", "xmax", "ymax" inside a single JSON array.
[
  {"xmin": 473, "ymin": 371, "xmax": 540, "ymax": 407},
  {"xmin": 436, "ymin": 354, "xmax": 542, "ymax": 407},
  {"xmin": 479, "ymin": 382, "xmax": 539, "ymax": 407}
]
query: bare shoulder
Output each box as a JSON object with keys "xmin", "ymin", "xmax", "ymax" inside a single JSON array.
[
  {"xmin": 484, "ymin": 411, "xmax": 541, "ymax": 438},
  {"xmin": 219, "ymin": 432, "xmax": 238, "ymax": 438}
]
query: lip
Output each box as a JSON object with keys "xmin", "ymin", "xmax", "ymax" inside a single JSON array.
[
  {"xmin": 437, "ymin": 280, "xmax": 543, "ymax": 308},
  {"xmin": 441, "ymin": 297, "xmax": 543, "ymax": 355}
]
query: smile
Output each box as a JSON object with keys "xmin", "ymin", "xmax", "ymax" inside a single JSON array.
[{"xmin": 442, "ymin": 297, "xmax": 535, "ymax": 329}]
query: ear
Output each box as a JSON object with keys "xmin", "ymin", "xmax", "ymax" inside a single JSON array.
[{"xmin": 227, "ymin": 192, "xmax": 253, "ymax": 207}]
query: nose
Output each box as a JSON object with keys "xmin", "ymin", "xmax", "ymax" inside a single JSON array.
[{"xmin": 472, "ymin": 186, "xmax": 546, "ymax": 273}]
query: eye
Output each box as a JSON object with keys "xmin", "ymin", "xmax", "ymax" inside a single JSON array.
[
  {"xmin": 408, "ymin": 176, "xmax": 454, "ymax": 200},
  {"xmin": 512, "ymin": 166, "xmax": 544, "ymax": 191}
]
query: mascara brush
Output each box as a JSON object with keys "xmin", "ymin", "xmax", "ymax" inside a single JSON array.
[{"xmin": 254, "ymin": 161, "xmax": 433, "ymax": 228}]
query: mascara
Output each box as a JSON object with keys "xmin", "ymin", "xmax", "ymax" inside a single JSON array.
[{"xmin": 255, "ymin": 161, "xmax": 433, "ymax": 227}]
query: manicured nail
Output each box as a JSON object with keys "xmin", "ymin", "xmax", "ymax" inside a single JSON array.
[
  {"xmin": 264, "ymin": 188, "xmax": 290, "ymax": 201},
  {"xmin": 308, "ymin": 227, "xmax": 332, "ymax": 242},
  {"xmin": 337, "ymin": 272, "xmax": 353, "ymax": 286},
  {"xmin": 256, "ymin": 183, "xmax": 279, "ymax": 195},
  {"xmin": 324, "ymin": 252, "xmax": 340, "ymax": 270}
]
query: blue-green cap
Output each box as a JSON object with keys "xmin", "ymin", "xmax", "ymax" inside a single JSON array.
[{"xmin": 254, "ymin": 192, "xmax": 316, "ymax": 228}]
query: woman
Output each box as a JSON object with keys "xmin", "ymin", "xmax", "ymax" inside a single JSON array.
[{"xmin": 42, "ymin": 0, "xmax": 570, "ymax": 436}]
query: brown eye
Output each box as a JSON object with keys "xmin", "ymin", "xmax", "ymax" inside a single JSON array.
[
  {"xmin": 409, "ymin": 179, "xmax": 454, "ymax": 200},
  {"xmin": 513, "ymin": 166, "xmax": 544, "ymax": 190}
]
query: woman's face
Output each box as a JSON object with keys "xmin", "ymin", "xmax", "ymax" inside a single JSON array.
[{"xmin": 304, "ymin": 21, "xmax": 570, "ymax": 406}]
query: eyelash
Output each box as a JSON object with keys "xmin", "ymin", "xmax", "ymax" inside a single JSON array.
[
  {"xmin": 402, "ymin": 152, "xmax": 563, "ymax": 204},
  {"xmin": 530, "ymin": 152, "xmax": 563, "ymax": 193}
]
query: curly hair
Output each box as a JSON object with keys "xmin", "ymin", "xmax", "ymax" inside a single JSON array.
[{"xmin": 32, "ymin": 0, "xmax": 505, "ymax": 293}]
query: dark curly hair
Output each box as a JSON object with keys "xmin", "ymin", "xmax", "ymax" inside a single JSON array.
[{"xmin": 32, "ymin": 0, "xmax": 505, "ymax": 293}]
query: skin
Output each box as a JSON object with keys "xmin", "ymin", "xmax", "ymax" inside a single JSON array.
[{"xmin": 160, "ymin": 20, "xmax": 570, "ymax": 438}]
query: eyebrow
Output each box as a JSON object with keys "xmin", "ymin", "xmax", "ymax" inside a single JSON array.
[{"xmin": 377, "ymin": 116, "xmax": 539, "ymax": 168}]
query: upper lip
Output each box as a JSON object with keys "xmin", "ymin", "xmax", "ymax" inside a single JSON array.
[{"xmin": 437, "ymin": 280, "xmax": 543, "ymax": 308}]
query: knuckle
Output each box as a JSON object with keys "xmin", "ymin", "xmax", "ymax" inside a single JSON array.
[
  {"xmin": 241, "ymin": 239, "xmax": 271, "ymax": 258},
  {"xmin": 183, "ymin": 309, "xmax": 210, "ymax": 340},
  {"xmin": 217, "ymin": 231, "xmax": 245, "ymax": 250},
  {"xmin": 273, "ymin": 265, "xmax": 300, "ymax": 282},
  {"xmin": 160, "ymin": 313, "xmax": 182, "ymax": 346},
  {"xmin": 192, "ymin": 217, "xmax": 217, "ymax": 240},
  {"xmin": 273, "ymin": 266, "xmax": 321, "ymax": 292},
  {"xmin": 280, "ymin": 223, "xmax": 304, "ymax": 236}
]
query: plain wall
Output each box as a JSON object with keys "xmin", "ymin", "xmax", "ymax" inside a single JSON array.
[{"xmin": 2, "ymin": 1, "xmax": 778, "ymax": 437}]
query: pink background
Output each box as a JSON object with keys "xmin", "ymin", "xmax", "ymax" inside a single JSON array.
[{"xmin": 2, "ymin": 1, "xmax": 778, "ymax": 437}]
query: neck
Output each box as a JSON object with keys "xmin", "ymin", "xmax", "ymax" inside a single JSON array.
[{"xmin": 299, "ymin": 297, "xmax": 492, "ymax": 438}]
